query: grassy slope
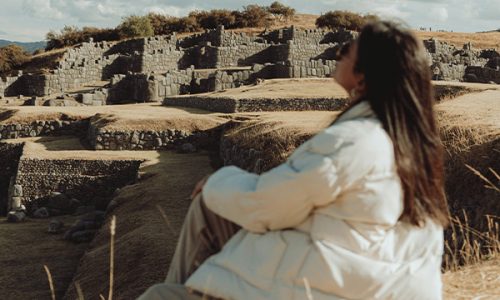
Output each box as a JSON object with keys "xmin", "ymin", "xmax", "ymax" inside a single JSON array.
[{"xmin": 63, "ymin": 152, "xmax": 214, "ymax": 299}]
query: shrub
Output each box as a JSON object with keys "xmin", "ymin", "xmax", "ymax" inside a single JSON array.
[
  {"xmin": 193, "ymin": 9, "xmax": 236, "ymax": 29},
  {"xmin": 316, "ymin": 10, "xmax": 372, "ymax": 31},
  {"xmin": 0, "ymin": 44, "xmax": 31, "ymax": 74},
  {"xmin": 148, "ymin": 13, "xmax": 178, "ymax": 35},
  {"xmin": 33, "ymin": 48, "xmax": 45, "ymax": 56},
  {"xmin": 177, "ymin": 15, "xmax": 201, "ymax": 32},
  {"xmin": 81, "ymin": 27, "xmax": 121, "ymax": 42},
  {"xmin": 45, "ymin": 26, "xmax": 120, "ymax": 50},
  {"xmin": 238, "ymin": 4, "xmax": 271, "ymax": 28},
  {"xmin": 267, "ymin": 1, "xmax": 296, "ymax": 21},
  {"xmin": 117, "ymin": 15, "xmax": 154, "ymax": 38}
]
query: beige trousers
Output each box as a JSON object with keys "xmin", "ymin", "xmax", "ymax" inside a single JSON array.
[{"xmin": 138, "ymin": 194, "xmax": 241, "ymax": 300}]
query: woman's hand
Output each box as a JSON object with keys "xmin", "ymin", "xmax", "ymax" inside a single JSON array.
[{"xmin": 190, "ymin": 174, "xmax": 211, "ymax": 200}]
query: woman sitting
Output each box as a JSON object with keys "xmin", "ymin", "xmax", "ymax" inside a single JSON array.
[{"xmin": 139, "ymin": 20, "xmax": 449, "ymax": 300}]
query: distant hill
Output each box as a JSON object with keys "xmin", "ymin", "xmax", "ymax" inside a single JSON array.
[{"xmin": 0, "ymin": 39, "xmax": 46, "ymax": 53}]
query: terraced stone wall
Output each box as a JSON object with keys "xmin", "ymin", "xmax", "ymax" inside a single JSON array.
[
  {"xmin": 10, "ymin": 158, "xmax": 142, "ymax": 210},
  {"xmin": 87, "ymin": 125, "xmax": 222, "ymax": 151},
  {"xmin": 0, "ymin": 74, "xmax": 23, "ymax": 97},
  {"xmin": 2, "ymin": 36, "xmax": 186, "ymax": 97},
  {"xmin": 0, "ymin": 119, "xmax": 89, "ymax": 140},
  {"xmin": 465, "ymin": 65, "xmax": 500, "ymax": 83},
  {"xmin": 424, "ymin": 38, "xmax": 488, "ymax": 81},
  {"xmin": 165, "ymin": 94, "xmax": 348, "ymax": 113},
  {"xmin": 108, "ymin": 68, "xmax": 194, "ymax": 103},
  {"xmin": 0, "ymin": 143, "xmax": 24, "ymax": 214}
]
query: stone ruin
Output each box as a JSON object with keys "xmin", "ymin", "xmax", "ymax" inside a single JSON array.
[
  {"xmin": 1, "ymin": 26, "xmax": 499, "ymax": 107},
  {"xmin": 1, "ymin": 25, "xmax": 499, "ymax": 227},
  {"xmin": 424, "ymin": 38, "xmax": 500, "ymax": 83},
  {"xmin": 1, "ymin": 26, "xmax": 498, "ymax": 107},
  {"xmin": 0, "ymin": 26, "xmax": 351, "ymax": 106}
]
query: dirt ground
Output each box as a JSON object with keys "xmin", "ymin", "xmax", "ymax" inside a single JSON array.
[{"xmin": 182, "ymin": 78, "xmax": 349, "ymax": 100}]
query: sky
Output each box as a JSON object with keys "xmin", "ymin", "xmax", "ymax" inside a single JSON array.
[{"xmin": 0, "ymin": 0, "xmax": 499, "ymax": 42}]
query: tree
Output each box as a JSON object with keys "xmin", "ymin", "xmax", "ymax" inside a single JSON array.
[
  {"xmin": 118, "ymin": 15, "xmax": 154, "ymax": 38},
  {"xmin": 316, "ymin": 10, "xmax": 372, "ymax": 31},
  {"xmin": 267, "ymin": 1, "xmax": 296, "ymax": 21}
]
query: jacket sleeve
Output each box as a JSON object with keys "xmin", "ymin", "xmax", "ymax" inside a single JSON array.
[{"xmin": 201, "ymin": 136, "xmax": 346, "ymax": 233}]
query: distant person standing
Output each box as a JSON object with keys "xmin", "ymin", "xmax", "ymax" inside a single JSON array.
[{"xmin": 139, "ymin": 20, "xmax": 449, "ymax": 300}]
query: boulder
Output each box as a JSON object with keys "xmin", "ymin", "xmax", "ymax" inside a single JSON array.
[
  {"xmin": 179, "ymin": 143, "xmax": 197, "ymax": 154},
  {"xmin": 47, "ymin": 193, "xmax": 72, "ymax": 212},
  {"xmin": 33, "ymin": 207, "xmax": 50, "ymax": 219},
  {"xmin": 73, "ymin": 206, "xmax": 95, "ymax": 216},
  {"xmin": 70, "ymin": 230, "xmax": 97, "ymax": 243},
  {"xmin": 7, "ymin": 211, "xmax": 26, "ymax": 222},
  {"xmin": 48, "ymin": 219, "xmax": 64, "ymax": 234}
]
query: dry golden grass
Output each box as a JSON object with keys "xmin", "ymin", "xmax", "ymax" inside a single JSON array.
[
  {"xmin": 0, "ymin": 103, "xmax": 226, "ymax": 133},
  {"xmin": 444, "ymin": 257, "xmax": 500, "ymax": 299},
  {"xmin": 415, "ymin": 30, "xmax": 500, "ymax": 50},
  {"xmin": 442, "ymin": 168, "xmax": 500, "ymax": 299}
]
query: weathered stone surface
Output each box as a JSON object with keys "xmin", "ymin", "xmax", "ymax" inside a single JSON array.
[
  {"xmin": 179, "ymin": 143, "xmax": 197, "ymax": 153},
  {"xmin": 7, "ymin": 210, "xmax": 26, "ymax": 222},
  {"xmin": 48, "ymin": 219, "xmax": 64, "ymax": 234},
  {"xmin": 33, "ymin": 207, "xmax": 50, "ymax": 218}
]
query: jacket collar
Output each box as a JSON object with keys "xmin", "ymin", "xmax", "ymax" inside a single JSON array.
[{"xmin": 335, "ymin": 100, "xmax": 376, "ymax": 123}]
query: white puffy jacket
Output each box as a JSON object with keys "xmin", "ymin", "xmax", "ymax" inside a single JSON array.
[{"xmin": 186, "ymin": 100, "xmax": 444, "ymax": 300}]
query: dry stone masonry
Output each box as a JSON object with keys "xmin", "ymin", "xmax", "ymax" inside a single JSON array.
[
  {"xmin": 8, "ymin": 155, "xmax": 142, "ymax": 212},
  {"xmin": 3, "ymin": 26, "xmax": 496, "ymax": 103},
  {"xmin": 0, "ymin": 119, "xmax": 88, "ymax": 140},
  {"xmin": 424, "ymin": 38, "xmax": 500, "ymax": 83}
]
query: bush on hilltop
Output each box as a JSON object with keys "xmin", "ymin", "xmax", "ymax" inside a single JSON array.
[
  {"xmin": 117, "ymin": 15, "xmax": 154, "ymax": 39},
  {"xmin": 267, "ymin": 1, "xmax": 296, "ymax": 21},
  {"xmin": 316, "ymin": 10, "xmax": 376, "ymax": 31}
]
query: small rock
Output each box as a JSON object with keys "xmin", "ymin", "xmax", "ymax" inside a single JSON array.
[
  {"xmin": 69, "ymin": 198, "xmax": 82, "ymax": 212},
  {"xmin": 13, "ymin": 185, "xmax": 23, "ymax": 197},
  {"xmin": 33, "ymin": 207, "xmax": 50, "ymax": 219},
  {"xmin": 73, "ymin": 206, "xmax": 95, "ymax": 216},
  {"xmin": 179, "ymin": 143, "xmax": 197, "ymax": 153},
  {"xmin": 48, "ymin": 193, "xmax": 71, "ymax": 212},
  {"xmin": 48, "ymin": 208, "xmax": 64, "ymax": 216},
  {"xmin": 81, "ymin": 211, "xmax": 105, "ymax": 224},
  {"xmin": 71, "ymin": 230, "xmax": 97, "ymax": 243},
  {"xmin": 48, "ymin": 219, "xmax": 64, "ymax": 234},
  {"xmin": 7, "ymin": 210, "xmax": 26, "ymax": 222}
]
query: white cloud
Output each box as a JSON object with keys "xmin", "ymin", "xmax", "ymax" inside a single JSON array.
[
  {"xmin": 373, "ymin": 4, "xmax": 410, "ymax": 20},
  {"xmin": 429, "ymin": 6, "xmax": 448, "ymax": 23},
  {"xmin": 475, "ymin": 0, "xmax": 500, "ymax": 20},
  {"xmin": 2, "ymin": 0, "xmax": 499, "ymax": 42},
  {"xmin": 23, "ymin": 0, "xmax": 65, "ymax": 20}
]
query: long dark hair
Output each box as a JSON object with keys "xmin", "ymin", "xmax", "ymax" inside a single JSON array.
[{"xmin": 340, "ymin": 21, "xmax": 449, "ymax": 227}]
